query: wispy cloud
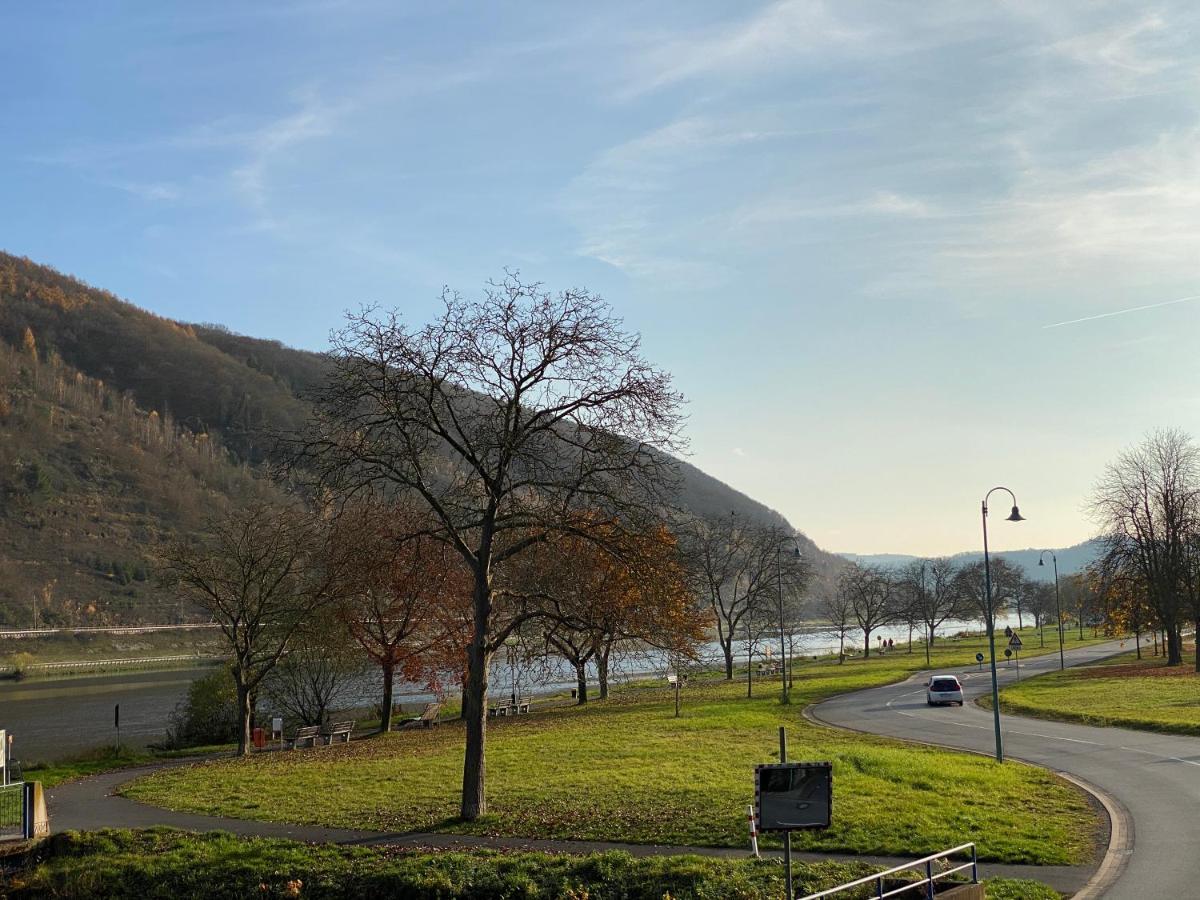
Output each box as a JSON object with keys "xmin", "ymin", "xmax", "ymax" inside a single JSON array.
[{"xmin": 617, "ymin": 0, "xmax": 868, "ymax": 99}]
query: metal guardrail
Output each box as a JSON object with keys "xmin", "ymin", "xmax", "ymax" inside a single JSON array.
[
  {"xmin": 798, "ymin": 843, "xmax": 978, "ymax": 899},
  {"xmin": 0, "ymin": 654, "xmax": 220, "ymax": 676},
  {"xmin": 0, "ymin": 623, "xmax": 220, "ymax": 638}
]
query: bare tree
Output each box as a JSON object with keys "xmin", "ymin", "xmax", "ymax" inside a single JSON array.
[
  {"xmin": 679, "ymin": 513, "xmax": 779, "ymax": 680},
  {"xmin": 166, "ymin": 503, "xmax": 340, "ymax": 755},
  {"xmin": 262, "ymin": 628, "xmax": 363, "ymax": 727},
  {"xmin": 898, "ymin": 558, "xmax": 962, "ymax": 665},
  {"xmin": 952, "ymin": 557, "xmax": 1023, "ymax": 631},
  {"xmin": 1091, "ymin": 428, "xmax": 1200, "ymax": 666},
  {"xmin": 839, "ymin": 563, "xmax": 895, "ymax": 658},
  {"xmin": 293, "ymin": 275, "xmax": 683, "ymax": 819},
  {"xmin": 819, "ymin": 590, "xmax": 854, "ymax": 662}
]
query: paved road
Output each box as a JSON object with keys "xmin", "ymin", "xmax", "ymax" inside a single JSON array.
[{"xmin": 812, "ymin": 638, "xmax": 1200, "ymax": 899}]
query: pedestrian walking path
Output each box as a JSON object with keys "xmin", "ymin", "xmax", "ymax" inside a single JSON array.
[{"xmin": 45, "ymin": 757, "xmax": 1095, "ymax": 894}]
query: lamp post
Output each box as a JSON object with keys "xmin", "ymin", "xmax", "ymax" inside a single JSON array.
[
  {"xmin": 777, "ymin": 539, "xmax": 801, "ymax": 705},
  {"xmin": 1039, "ymin": 550, "xmax": 1065, "ymax": 671},
  {"xmin": 982, "ymin": 487, "xmax": 1024, "ymax": 763}
]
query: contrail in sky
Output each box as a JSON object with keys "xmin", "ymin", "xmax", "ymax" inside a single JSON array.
[{"xmin": 1043, "ymin": 294, "xmax": 1200, "ymax": 329}]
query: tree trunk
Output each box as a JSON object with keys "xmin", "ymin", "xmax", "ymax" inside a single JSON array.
[
  {"xmin": 460, "ymin": 576, "xmax": 492, "ymax": 821},
  {"xmin": 575, "ymin": 662, "xmax": 588, "ymax": 705},
  {"xmin": 838, "ymin": 632, "xmax": 845, "ymax": 663},
  {"xmin": 597, "ymin": 646, "xmax": 610, "ymax": 700},
  {"xmin": 236, "ymin": 680, "xmax": 253, "ymax": 757},
  {"xmin": 1194, "ymin": 621, "xmax": 1199, "ymax": 673},
  {"xmin": 1134, "ymin": 630, "xmax": 1141, "ymax": 660},
  {"xmin": 863, "ymin": 628, "xmax": 871, "ymax": 658},
  {"xmin": 721, "ymin": 634, "xmax": 734, "ymax": 680},
  {"xmin": 380, "ymin": 662, "xmax": 395, "ymax": 733},
  {"xmin": 924, "ymin": 625, "xmax": 932, "ymax": 665},
  {"xmin": 1165, "ymin": 624, "xmax": 1182, "ymax": 666}
]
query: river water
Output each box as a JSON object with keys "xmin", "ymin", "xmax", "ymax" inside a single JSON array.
[{"xmin": 0, "ymin": 615, "xmax": 1026, "ymax": 763}]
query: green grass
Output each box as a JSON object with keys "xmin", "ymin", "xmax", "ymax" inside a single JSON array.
[
  {"xmin": 997, "ymin": 647, "xmax": 1200, "ymax": 736},
  {"xmin": 124, "ymin": 631, "xmax": 1103, "ymax": 866},
  {"xmin": 23, "ymin": 744, "xmax": 234, "ymax": 788},
  {"xmin": 0, "ymin": 829, "xmax": 1058, "ymax": 900}
]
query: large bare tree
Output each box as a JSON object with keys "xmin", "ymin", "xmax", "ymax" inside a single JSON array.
[
  {"xmin": 294, "ymin": 275, "xmax": 683, "ymax": 819},
  {"xmin": 839, "ymin": 563, "xmax": 896, "ymax": 658},
  {"xmin": 166, "ymin": 503, "xmax": 340, "ymax": 755},
  {"xmin": 898, "ymin": 558, "xmax": 963, "ymax": 665},
  {"xmin": 1091, "ymin": 428, "xmax": 1200, "ymax": 666}
]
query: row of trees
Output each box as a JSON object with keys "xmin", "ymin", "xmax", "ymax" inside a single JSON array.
[{"xmin": 820, "ymin": 556, "xmax": 1088, "ymax": 665}]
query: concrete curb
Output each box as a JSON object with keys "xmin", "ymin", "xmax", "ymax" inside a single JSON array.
[{"xmin": 1055, "ymin": 771, "xmax": 1132, "ymax": 900}]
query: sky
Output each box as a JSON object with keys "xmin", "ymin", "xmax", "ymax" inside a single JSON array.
[{"xmin": 3, "ymin": 1, "xmax": 1200, "ymax": 557}]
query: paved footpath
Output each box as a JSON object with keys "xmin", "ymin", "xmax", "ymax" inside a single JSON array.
[
  {"xmin": 812, "ymin": 638, "xmax": 1200, "ymax": 900},
  {"xmin": 47, "ymin": 744, "xmax": 1092, "ymax": 893}
]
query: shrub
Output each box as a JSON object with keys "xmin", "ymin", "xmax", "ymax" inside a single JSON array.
[{"xmin": 163, "ymin": 670, "xmax": 238, "ymax": 749}]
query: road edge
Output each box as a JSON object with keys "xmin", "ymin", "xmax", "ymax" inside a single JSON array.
[
  {"xmin": 1054, "ymin": 771, "xmax": 1132, "ymax": 900},
  {"xmin": 803, "ymin": 699, "xmax": 1121, "ymax": 899}
]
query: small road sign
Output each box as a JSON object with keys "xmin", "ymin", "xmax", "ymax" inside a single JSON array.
[
  {"xmin": 1004, "ymin": 647, "xmax": 1012, "ymax": 658},
  {"xmin": 975, "ymin": 652, "xmax": 984, "ymax": 663},
  {"xmin": 1008, "ymin": 634, "xmax": 1023, "ymax": 650}
]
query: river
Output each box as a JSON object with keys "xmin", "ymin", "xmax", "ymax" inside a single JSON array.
[{"xmin": 0, "ymin": 615, "xmax": 1029, "ymax": 763}]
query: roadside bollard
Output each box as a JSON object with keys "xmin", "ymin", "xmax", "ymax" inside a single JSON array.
[{"xmin": 746, "ymin": 805, "xmax": 760, "ymax": 858}]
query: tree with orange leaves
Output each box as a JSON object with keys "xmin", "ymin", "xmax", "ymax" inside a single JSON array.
[
  {"xmin": 332, "ymin": 499, "xmax": 471, "ymax": 731},
  {"xmin": 529, "ymin": 523, "xmax": 707, "ymax": 704}
]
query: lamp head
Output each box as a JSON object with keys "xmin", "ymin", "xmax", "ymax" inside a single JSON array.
[{"xmin": 1006, "ymin": 505, "xmax": 1025, "ymax": 522}]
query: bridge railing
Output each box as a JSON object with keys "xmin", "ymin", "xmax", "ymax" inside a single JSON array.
[{"xmin": 798, "ymin": 843, "xmax": 978, "ymax": 900}]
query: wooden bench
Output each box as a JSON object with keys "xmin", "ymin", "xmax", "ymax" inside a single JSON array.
[
  {"xmin": 488, "ymin": 702, "xmax": 512, "ymax": 718},
  {"xmin": 400, "ymin": 702, "xmax": 443, "ymax": 729},
  {"xmin": 287, "ymin": 725, "xmax": 321, "ymax": 749},
  {"xmin": 321, "ymin": 721, "xmax": 354, "ymax": 744}
]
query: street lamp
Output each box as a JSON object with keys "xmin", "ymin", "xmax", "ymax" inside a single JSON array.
[
  {"xmin": 777, "ymin": 539, "xmax": 801, "ymax": 705},
  {"xmin": 982, "ymin": 487, "xmax": 1024, "ymax": 763},
  {"xmin": 1039, "ymin": 551, "xmax": 1065, "ymax": 671}
]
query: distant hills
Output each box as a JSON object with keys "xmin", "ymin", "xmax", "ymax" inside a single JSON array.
[
  {"xmin": 838, "ymin": 539, "xmax": 1102, "ymax": 581},
  {"xmin": 0, "ymin": 252, "xmax": 845, "ymax": 623}
]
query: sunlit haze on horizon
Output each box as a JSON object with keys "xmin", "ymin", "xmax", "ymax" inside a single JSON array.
[{"xmin": 5, "ymin": 1, "xmax": 1199, "ymax": 556}]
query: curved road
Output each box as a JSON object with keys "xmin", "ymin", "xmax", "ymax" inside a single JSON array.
[{"xmin": 812, "ymin": 638, "xmax": 1199, "ymax": 899}]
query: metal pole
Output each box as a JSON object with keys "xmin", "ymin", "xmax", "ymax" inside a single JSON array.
[
  {"xmin": 778, "ymin": 548, "xmax": 789, "ymax": 705},
  {"xmin": 747, "ymin": 616, "xmax": 753, "ymax": 699},
  {"xmin": 982, "ymin": 499, "xmax": 1004, "ymax": 762},
  {"xmin": 1053, "ymin": 554, "xmax": 1065, "ymax": 671},
  {"xmin": 779, "ymin": 726, "xmax": 792, "ymax": 900}
]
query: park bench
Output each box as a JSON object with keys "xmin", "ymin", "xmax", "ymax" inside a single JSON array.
[
  {"xmin": 321, "ymin": 721, "xmax": 354, "ymax": 744},
  {"xmin": 756, "ymin": 663, "xmax": 782, "ymax": 676},
  {"xmin": 489, "ymin": 699, "xmax": 532, "ymax": 717},
  {"xmin": 400, "ymin": 702, "xmax": 443, "ymax": 729},
  {"xmin": 287, "ymin": 725, "xmax": 321, "ymax": 749}
]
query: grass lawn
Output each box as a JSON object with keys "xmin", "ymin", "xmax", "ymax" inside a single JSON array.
[
  {"xmin": 0, "ymin": 829, "xmax": 1059, "ymax": 900},
  {"xmin": 997, "ymin": 645, "xmax": 1200, "ymax": 736},
  {"xmin": 124, "ymin": 630, "xmax": 1104, "ymax": 866},
  {"xmin": 23, "ymin": 745, "xmax": 234, "ymax": 788}
]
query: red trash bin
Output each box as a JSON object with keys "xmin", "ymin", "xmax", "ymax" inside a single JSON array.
[{"xmin": 252, "ymin": 727, "xmax": 266, "ymax": 749}]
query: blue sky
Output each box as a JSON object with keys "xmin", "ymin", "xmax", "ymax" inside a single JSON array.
[{"xmin": 4, "ymin": 1, "xmax": 1200, "ymax": 555}]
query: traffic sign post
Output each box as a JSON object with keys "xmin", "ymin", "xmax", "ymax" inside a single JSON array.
[
  {"xmin": 756, "ymin": 727, "xmax": 832, "ymax": 900},
  {"xmin": 1008, "ymin": 634, "xmax": 1023, "ymax": 681}
]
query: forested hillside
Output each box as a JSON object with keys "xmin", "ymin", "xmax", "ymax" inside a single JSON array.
[
  {"xmin": 0, "ymin": 330, "xmax": 276, "ymax": 626},
  {"xmin": 0, "ymin": 252, "xmax": 844, "ymax": 621}
]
